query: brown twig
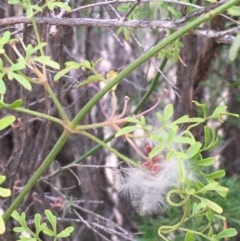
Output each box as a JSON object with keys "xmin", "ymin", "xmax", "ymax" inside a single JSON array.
[{"xmin": 1, "ymin": 16, "xmax": 237, "ymax": 44}]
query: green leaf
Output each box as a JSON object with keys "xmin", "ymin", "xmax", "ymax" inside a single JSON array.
[
  {"xmin": 204, "ymin": 136, "xmax": 219, "ymax": 152},
  {"xmin": 117, "ymin": 4, "xmax": 130, "ymax": 11},
  {"xmin": 82, "ymin": 60, "xmax": 91, "ymax": 69},
  {"xmin": 0, "ymin": 115, "xmax": 15, "ymax": 130},
  {"xmin": 11, "ymin": 73, "xmax": 32, "ymax": 90},
  {"xmin": 173, "ymin": 136, "xmax": 195, "ymax": 145},
  {"xmin": 216, "ymin": 228, "xmax": 237, "ymax": 239},
  {"xmin": 8, "ymin": 61, "xmax": 26, "ymax": 72},
  {"xmin": 77, "ymin": 75, "xmax": 102, "ymax": 88},
  {"xmin": 34, "ymin": 213, "xmax": 46, "ymax": 236},
  {"xmin": 8, "ymin": 0, "xmax": 20, "ymax": 4},
  {"xmin": 31, "ymin": 4, "xmax": 43, "ymax": 14},
  {"xmin": 171, "ymin": 115, "xmax": 203, "ymax": 125},
  {"xmin": 43, "ymin": 228, "xmax": 55, "ymax": 236},
  {"xmin": 203, "ymin": 126, "xmax": 211, "ymax": 148},
  {"xmin": 206, "ymin": 209, "xmax": 214, "ymax": 223},
  {"xmin": 156, "ymin": 112, "xmax": 165, "ymax": 123},
  {"xmin": 227, "ymin": 6, "xmax": 240, "ymax": 16},
  {"xmin": 210, "ymin": 105, "xmax": 227, "ymax": 119},
  {"xmin": 11, "ymin": 210, "xmax": 22, "ymax": 224},
  {"xmin": 197, "ymin": 157, "xmax": 214, "ymax": 167},
  {"xmin": 56, "ymin": 226, "xmax": 74, "ymax": 238},
  {"xmin": 174, "ymin": 151, "xmax": 188, "ymax": 159},
  {"xmin": 126, "ymin": 117, "xmax": 141, "ymax": 124},
  {"xmin": 140, "ymin": 116, "xmax": 146, "ymax": 126},
  {"xmin": 229, "ymin": 34, "xmax": 240, "ymax": 61},
  {"xmin": 166, "ymin": 150, "xmax": 175, "ymax": 161},
  {"xmin": 0, "ymin": 215, "xmax": 6, "ymax": 234},
  {"xmin": 200, "ymin": 197, "xmax": 223, "ymax": 214},
  {"xmin": 166, "ymin": 129, "xmax": 176, "ymax": 142},
  {"xmin": 54, "ymin": 67, "xmax": 72, "ymax": 81},
  {"xmin": 26, "ymin": 6, "xmax": 34, "ymax": 18},
  {"xmin": 0, "ymin": 175, "xmax": 6, "ymax": 184},
  {"xmin": 32, "ymin": 56, "xmax": 60, "ymax": 69},
  {"xmin": 167, "ymin": 6, "xmax": 181, "ymax": 18},
  {"xmin": 196, "ymin": 182, "xmax": 220, "ymax": 193},
  {"xmin": 116, "ymin": 27, "xmax": 123, "ymax": 35},
  {"xmin": 30, "ymin": 42, "xmax": 47, "ymax": 56},
  {"xmin": 0, "ymin": 187, "xmax": 11, "ymax": 197},
  {"xmin": 186, "ymin": 142, "xmax": 202, "ymax": 158},
  {"xmin": 13, "ymin": 226, "xmax": 27, "ymax": 233},
  {"xmin": 0, "ymin": 99, "xmax": 23, "ymax": 109},
  {"xmin": 149, "ymin": 144, "xmax": 165, "ymax": 159},
  {"xmin": 47, "ymin": 2, "xmax": 71, "ymax": 11},
  {"xmin": 115, "ymin": 126, "xmax": 139, "ymax": 137},
  {"xmin": 0, "ymin": 32, "xmax": 10, "ymax": 48},
  {"xmin": 178, "ymin": 159, "xmax": 186, "ymax": 182},
  {"xmin": 91, "ymin": 58, "xmax": 102, "ymax": 68},
  {"xmin": 123, "ymin": 27, "xmax": 130, "ymax": 41},
  {"xmin": 0, "ymin": 78, "xmax": 6, "ymax": 95},
  {"xmin": 191, "ymin": 202, "xmax": 202, "ymax": 215},
  {"xmin": 184, "ymin": 231, "xmax": 194, "ymax": 241},
  {"xmin": 45, "ymin": 210, "xmax": 56, "ymax": 233},
  {"xmin": 164, "ymin": 104, "xmax": 173, "ymax": 121},
  {"xmin": 0, "ymin": 59, "xmax": 3, "ymax": 68},
  {"xmin": 204, "ymin": 170, "xmax": 225, "ymax": 179},
  {"xmin": 65, "ymin": 61, "xmax": 82, "ymax": 68},
  {"xmin": 1, "ymin": 31, "xmax": 11, "ymax": 46},
  {"xmin": 192, "ymin": 101, "xmax": 207, "ymax": 118},
  {"xmin": 34, "ymin": 214, "xmax": 41, "ymax": 227},
  {"xmin": 215, "ymin": 186, "xmax": 228, "ymax": 197},
  {"xmin": 9, "ymin": 99, "xmax": 23, "ymax": 108}
]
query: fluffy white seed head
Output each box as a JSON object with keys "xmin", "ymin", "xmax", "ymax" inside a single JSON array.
[{"xmin": 119, "ymin": 158, "xmax": 195, "ymax": 216}]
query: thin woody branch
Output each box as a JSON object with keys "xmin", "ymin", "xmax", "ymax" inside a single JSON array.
[{"xmin": 1, "ymin": 16, "xmax": 237, "ymax": 44}]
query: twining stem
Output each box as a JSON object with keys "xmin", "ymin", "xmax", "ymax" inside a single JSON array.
[
  {"xmin": 3, "ymin": 0, "xmax": 239, "ymax": 222},
  {"xmin": 158, "ymin": 199, "xmax": 189, "ymax": 234},
  {"xmin": 167, "ymin": 189, "xmax": 190, "ymax": 207}
]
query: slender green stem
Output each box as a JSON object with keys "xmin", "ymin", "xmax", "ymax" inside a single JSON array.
[
  {"xmin": 44, "ymin": 83, "xmax": 69, "ymax": 122},
  {"xmin": 10, "ymin": 107, "xmax": 63, "ymax": 125},
  {"xmin": 158, "ymin": 200, "xmax": 189, "ymax": 234},
  {"xmin": 80, "ymin": 131, "xmax": 140, "ymax": 167},
  {"xmin": 178, "ymin": 228, "xmax": 213, "ymax": 241},
  {"xmin": 76, "ymin": 122, "xmax": 108, "ymax": 130},
  {"xmin": 167, "ymin": 189, "xmax": 190, "ymax": 207},
  {"xmin": 3, "ymin": 132, "xmax": 70, "ymax": 221},
  {"xmin": 31, "ymin": 16, "xmax": 46, "ymax": 77}
]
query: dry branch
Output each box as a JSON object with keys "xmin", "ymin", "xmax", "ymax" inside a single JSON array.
[{"xmin": 0, "ymin": 16, "xmax": 237, "ymax": 44}]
